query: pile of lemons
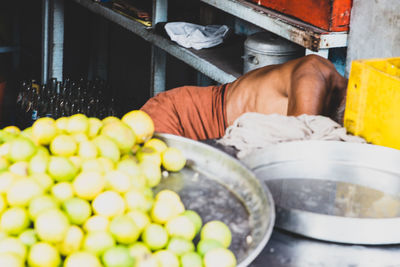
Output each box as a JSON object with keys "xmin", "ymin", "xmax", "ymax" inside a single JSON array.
[{"xmin": 0, "ymin": 110, "xmax": 236, "ymax": 267}]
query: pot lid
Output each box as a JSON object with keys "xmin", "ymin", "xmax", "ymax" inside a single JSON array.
[{"xmin": 245, "ymin": 31, "xmax": 303, "ymax": 55}]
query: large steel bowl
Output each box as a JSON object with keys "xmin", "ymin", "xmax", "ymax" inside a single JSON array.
[
  {"xmin": 242, "ymin": 140, "xmax": 400, "ymax": 245},
  {"xmin": 154, "ymin": 133, "xmax": 275, "ymax": 266}
]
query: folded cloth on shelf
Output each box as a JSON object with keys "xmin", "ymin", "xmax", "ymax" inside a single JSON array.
[
  {"xmin": 164, "ymin": 22, "xmax": 229, "ymax": 50},
  {"xmin": 218, "ymin": 113, "xmax": 366, "ymax": 158}
]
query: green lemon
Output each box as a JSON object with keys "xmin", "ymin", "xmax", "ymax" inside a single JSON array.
[
  {"xmin": 197, "ymin": 239, "xmax": 224, "ymax": 256},
  {"xmin": 67, "ymin": 113, "xmax": 89, "ymax": 135},
  {"xmin": 181, "ymin": 251, "xmax": 203, "ymax": 267},
  {"xmin": 84, "ymin": 231, "xmax": 115, "ymax": 256},
  {"xmin": 32, "ymin": 117, "xmax": 57, "ymax": 146},
  {"xmin": 47, "ymin": 156, "xmax": 78, "ymax": 182},
  {"xmin": 104, "ymin": 170, "xmax": 132, "ymax": 193},
  {"xmin": 30, "ymin": 173, "xmax": 54, "ymax": 191},
  {"xmin": 0, "ymin": 207, "xmax": 30, "ymax": 235},
  {"xmin": 28, "ymin": 152, "xmax": 49, "ymax": 175},
  {"xmin": 84, "ymin": 215, "xmax": 110, "ymax": 233},
  {"xmin": 126, "ymin": 209, "xmax": 150, "ymax": 233},
  {"xmin": 142, "ymin": 223, "xmax": 169, "ymax": 251},
  {"xmin": 166, "ymin": 237, "xmax": 195, "ymax": 257},
  {"xmin": 51, "ymin": 182, "xmax": 74, "ymax": 202},
  {"xmin": 8, "ymin": 137, "xmax": 37, "ymax": 162},
  {"xmin": 63, "ymin": 197, "xmax": 92, "ymax": 225},
  {"xmin": 140, "ymin": 160, "xmax": 162, "ymax": 187},
  {"xmin": 109, "ymin": 215, "xmax": 141, "ymax": 245},
  {"xmin": 200, "ymin": 220, "xmax": 232, "ymax": 248},
  {"xmin": 72, "ymin": 171, "xmax": 105, "ymax": 200},
  {"xmin": 50, "ymin": 134, "xmax": 78, "ymax": 156},
  {"xmin": 183, "ymin": 210, "xmax": 202, "ymax": 235},
  {"xmin": 78, "ymin": 140, "xmax": 98, "ymax": 160},
  {"xmin": 125, "ymin": 188, "xmax": 153, "ymax": 212},
  {"xmin": 92, "ymin": 190, "xmax": 126, "ymax": 218},
  {"xmin": 102, "ymin": 245, "xmax": 135, "ymax": 267},
  {"xmin": 18, "ymin": 229, "xmax": 38, "ymax": 247}
]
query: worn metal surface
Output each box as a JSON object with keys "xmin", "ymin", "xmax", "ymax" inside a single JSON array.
[
  {"xmin": 243, "ymin": 140, "xmax": 400, "ymax": 245},
  {"xmin": 155, "ymin": 133, "xmax": 275, "ymax": 267},
  {"xmin": 72, "ymin": 0, "xmax": 239, "ymax": 84},
  {"xmin": 345, "ymin": 0, "xmax": 400, "ymax": 76},
  {"xmin": 201, "ymin": 0, "xmax": 348, "ymax": 51}
]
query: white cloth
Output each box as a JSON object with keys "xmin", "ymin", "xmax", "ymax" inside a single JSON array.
[
  {"xmin": 218, "ymin": 113, "xmax": 366, "ymax": 158},
  {"xmin": 164, "ymin": 22, "xmax": 229, "ymax": 50}
]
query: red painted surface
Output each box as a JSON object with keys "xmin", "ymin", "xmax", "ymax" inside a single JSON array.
[{"xmin": 250, "ymin": 0, "xmax": 352, "ymax": 32}]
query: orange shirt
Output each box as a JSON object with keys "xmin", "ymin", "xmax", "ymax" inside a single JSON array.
[{"xmin": 140, "ymin": 84, "xmax": 228, "ymax": 140}]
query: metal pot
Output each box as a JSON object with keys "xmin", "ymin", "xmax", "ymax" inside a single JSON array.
[{"xmin": 243, "ymin": 31, "xmax": 304, "ymax": 73}]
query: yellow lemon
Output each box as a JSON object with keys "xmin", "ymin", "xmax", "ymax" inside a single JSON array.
[
  {"xmin": 62, "ymin": 197, "xmax": 92, "ymax": 225},
  {"xmin": 165, "ymin": 215, "xmax": 196, "ymax": 241},
  {"xmin": 67, "ymin": 113, "xmax": 89, "ymax": 135},
  {"xmin": 92, "ymin": 190, "xmax": 126, "ymax": 218},
  {"xmin": 84, "ymin": 215, "xmax": 110, "ymax": 232},
  {"xmin": 35, "ymin": 209, "xmax": 70, "ymax": 243},
  {"xmin": 122, "ymin": 110, "xmax": 154, "ymax": 144},
  {"xmin": 126, "ymin": 209, "xmax": 151, "ymax": 233},
  {"xmin": 180, "ymin": 251, "xmax": 203, "ymax": 267},
  {"xmin": 88, "ymin": 117, "xmax": 103, "ymax": 139},
  {"xmin": 50, "ymin": 134, "xmax": 77, "ymax": 156},
  {"xmin": 104, "ymin": 170, "xmax": 132, "ymax": 193},
  {"xmin": 203, "ymin": 248, "xmax": 236, "ymax": 267},
  {"xmin": 28, "ymin": 242, "xmax": 61, "ymax": 267},
  {"xmin": 28, "ymin": 194, "xmax": 59, "ymax": 220},
  {"xmin": 0, "ymin": 156, "xmax": 9, "ymax": 173},
  {"xmin": 140, "ymin": 160, "xmax": 162, "ymax": 187},
  {"xmin": 98, "ymin": 157, "xmax": 115, "ymax": 172},
  {"xmin": 102, "ymin": 116, "xmax": 120, "ymax": 125},
  {"xmin": 0, "ymin": 171, "xmax": 19, "ymax": 194},
  {"xmin": 136, "ymin": 146, "xmax": 161, "ymax": 166},
  {"xmin": 151, "ymin": 199, "xmax": 185, "ymax": 225},
  {"xmin": 7, "ymin": 178, "xmax": 44, "ymax": 206},
  {"xmin": 141, "ymin": 223, "xmax": 169, "ymax": 251},
  {"xmin": 161, "ymin": 147, "xmax": 186, "ymax": 172},
  {"xmin": 58, "ymin": 225, "xmax": 84, "ymax": 256},
  {"xmin": 101, "ymin": 121, "xmax": 136, "ymax": 154},
  {"xmin": 30, "ymin": 173, "xmax": 54, "ymax": 191},
  {"xmin": 18, "ymin": 229, "xmax": 38, "ymax": 247},
  {"xmin": 3, "ymin": 125, "xmax": 21, "ymax": 134},
  {"xmin": 0, "ymin": 194, "xmax": 7, "ymax": 214},
  {"xmin": 55, "ymin": 117, "xmax": 69, "ymax": 132},
  {"xmin": 51, "ymin": 182, "xmax": 74, "ymax": 202},
  {"xmin": 125, "ymin": 188, "xmax": 153, "ymax": 213},
  {"xmin": 93, "ymin": 135, "xmax": 120, "ymax": 163},
  {"xmin": 0, "ymin": 237, "xmax": 27, "ymax": 259},
  {"xmin": 154, "ymin": 250, "xmax": 180, "ymax": 267},
  {"xmin": 64, "ymin": 251, "xmax": 102, "ymax": 267},
  {"xmin": 81, "ymin": 158, "xmax": 105, "ymax": 173},
  {"xmin": 102, "ymin": 246, "xmax": 135, "ymax": 267},
  {"xmin": 9, "ymin": 161, "xmax": 29, "ymax": 176},
  {"xmin": 128, "ymin": 242, "xmax": 151, "ymax": 261},
  {"xmin": 72, "ymin": 171, "xmax": 105, "ymax": 200},
  {"xmin": 144, "ymin": 138, "xmax": 168, "ymax": 154},
  {"xmin": 32, "ymin": 117, "xmax": 57, "ymax": 145},
  {"xmin": 71, "ymin": 132, "xmax": 89, "ymax": 144},
  {"xmin": 78, "ymin": 140, "xmax": 98, "ymax": 160},
  {"xmin": 0, "ymin": 253, "xmax": 24, "ymax": 267}
]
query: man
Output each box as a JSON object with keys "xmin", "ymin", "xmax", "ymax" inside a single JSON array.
[{"xmin": 140, "ymin": 55, "xmax": 348, "ymax": 140}]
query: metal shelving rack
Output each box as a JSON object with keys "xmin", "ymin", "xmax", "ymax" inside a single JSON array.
[{"xmin": 43, "ymin": 0, "xmax": 348, "ymax": 95}]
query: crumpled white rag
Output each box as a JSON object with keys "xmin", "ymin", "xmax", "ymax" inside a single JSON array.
[
  {"xmin": 218, "ymin": 113, "xmax": 366, "ymax": 158},
  {"xmin": 165, "ymin": 22, "xmax": 229, "ymax": 50}
]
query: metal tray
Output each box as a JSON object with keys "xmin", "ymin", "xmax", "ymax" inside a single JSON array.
[
  {"xmin": 154, "ymin": 133, "xmax": 275, "ymax": 266},
  {"xmin": 242, "ymin": 140, "xmax": 400, "ymax": 245}
]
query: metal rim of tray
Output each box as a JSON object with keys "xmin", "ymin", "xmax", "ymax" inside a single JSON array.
[
  {"xmin": 155, "ymin": 133, "xmax": 275, "ymax": 266},
  {"xmin": 242, "ymin": 140, "xmax": 400, "ymax": 245}
]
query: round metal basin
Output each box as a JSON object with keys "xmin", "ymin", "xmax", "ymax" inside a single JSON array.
[
  {"xmin": 154, "ymin": 133, "xmax": 275, "ymax": 266},
  {"xmin": 242, "ymin": 140, "xmax": 400, "ymax": 245}
]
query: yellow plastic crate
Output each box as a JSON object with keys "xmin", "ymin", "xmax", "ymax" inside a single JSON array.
[{"xmin": 344, "ymin": 57, "xmax": 400, "ymax": 149}]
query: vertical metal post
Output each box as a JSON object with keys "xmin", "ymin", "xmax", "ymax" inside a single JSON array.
[
  {"xmin": 42, "ymin": 0, "xmax": 50, "ymax": 83},
  {"xmin": 48, "ymin": 0, "xmax": 64, "ymax": 82},
  {"xmin": 150, "ymin": 0, "xmax": 168, "ymax": 96}
]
